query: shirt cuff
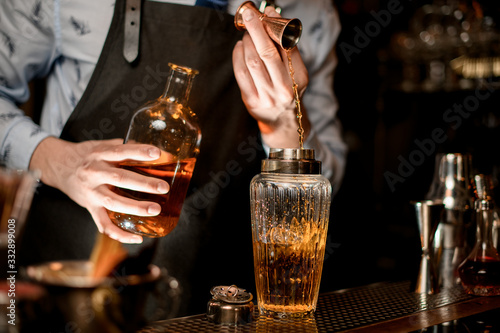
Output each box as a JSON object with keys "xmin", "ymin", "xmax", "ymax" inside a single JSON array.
[
  {"xmin": 304, "ymin": 128, "xmax": 345, "ymax": 194},
  {"xmin": 1, "ymin": 116, "xmax": 51, "ymax": 171},
  {"xmin": 304, "ymin": 128, "xmax": 332, "ymax": 178}
]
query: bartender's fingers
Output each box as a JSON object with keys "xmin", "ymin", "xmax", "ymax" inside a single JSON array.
[
  {"xmin": 90, "ymin": 207, "xmax": 143, "ymax": 244},
  {"xmin": 90, "ymin": 139, "xmax": 163, "ymax": 162},
  {"xmin": 233, "ymin": 40, "xmax": 259, "ymax": 104},
  {"xmin": 95, "ymin": 185, "xmax": 162, "ymax": 217},
  {"xmin": 78, "ymin": 161, "xmax": 169, "ymax": 194},
  {"xmin": 240, "ymin": 33, "xmax": 277, "ymax": 104}
]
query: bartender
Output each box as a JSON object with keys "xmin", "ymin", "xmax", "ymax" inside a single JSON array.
[{"xmin": 0, "ymin": 0, "xmax": 346, "ymax": 315}]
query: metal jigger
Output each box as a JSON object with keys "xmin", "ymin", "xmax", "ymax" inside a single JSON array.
[
  {"xmin": 234, "ymin": 1, "xmax": 302, "ymax": 50},
  {"xmin": 413, "ymin": 200, "xmax": 445, "ymax": 294}
]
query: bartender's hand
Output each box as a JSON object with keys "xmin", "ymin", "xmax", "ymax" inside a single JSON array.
[
  {"xmin": 232, "ymin": 6, "xmax": 310, "ymax": 148},
  {"xmin": 29, "ymin": 137, "xmax": 170, "ymax": 244}
]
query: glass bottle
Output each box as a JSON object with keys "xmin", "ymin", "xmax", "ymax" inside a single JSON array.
[
  {"xmin": 458, "ymin": 199, "xmax": 500, "ymax": 296},
  {"xmin": 474, "ymin": 174, "xmax": 500, "ymax": 250},
  {"xmin": 250, "ymin": 148, "xmax": 332, "ymax": 318},
  {"xmin": 108, "ymin": 63, "xmax": 201, "ymax": 238}
]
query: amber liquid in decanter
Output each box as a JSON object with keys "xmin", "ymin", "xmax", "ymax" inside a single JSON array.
[{"xmin": 108, "ymin": 155, "xmax": 195, "ymax": 237}]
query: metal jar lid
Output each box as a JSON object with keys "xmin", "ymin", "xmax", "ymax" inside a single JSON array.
[
  {"xmin": 206, "ymin": 285, "xmax": 254, "ymax": 326},
  {"xmin": 261, "ymin": 148, "xmax": 321, "ymax": 174}
]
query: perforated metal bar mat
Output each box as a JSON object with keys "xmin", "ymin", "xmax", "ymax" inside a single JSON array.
[{"xmin": 140, "ymin": 281, "xmax": 474, "ymax": 333}]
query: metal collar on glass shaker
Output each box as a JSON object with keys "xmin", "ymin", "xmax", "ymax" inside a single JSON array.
[{"xmin": 261, "ymin": 148, "xmax": 321, "ymax": 174}]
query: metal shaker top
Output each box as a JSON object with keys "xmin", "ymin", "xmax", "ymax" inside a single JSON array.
[
  {"xmin": 206, "ymin": 285, "xmax": 254, "ymax": 326},
  {"xmin": 261, "ymin": 148, "xmax": 322, "ymax": 174},
  {"xmin": 425, "ymin": 153, "xmax": 474, "ymax": 210},
  {"xmin": 210, "ymin": 285, "xmax": 253, "ymax": 304}
]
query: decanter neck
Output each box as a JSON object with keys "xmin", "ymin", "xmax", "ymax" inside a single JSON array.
[{"xmin": 161, "ymin": 63, "xmax": 199, "ymax": 106}]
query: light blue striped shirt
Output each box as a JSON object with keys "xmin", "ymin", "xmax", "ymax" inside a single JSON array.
[{"xmin": 0, "ymin": 0, "xmax": 346, "ymax": 188}]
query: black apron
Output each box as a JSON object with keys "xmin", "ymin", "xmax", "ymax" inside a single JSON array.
[{"xmin": 21, "ymin": 0, "xmax": 265, "ymax": 316}]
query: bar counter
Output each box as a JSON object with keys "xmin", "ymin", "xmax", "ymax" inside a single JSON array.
[{"xmin": 140, "ymin": 281, "xmax": 500, "ymax": 332}]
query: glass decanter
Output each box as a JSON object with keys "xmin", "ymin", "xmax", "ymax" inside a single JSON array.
[
  {"xmin": 474, "ymin": 174, "xmax": 500, "ymax": 250},
  {"xmin": 458, "ymin": 199, "xmax": 500, "ymax": 296},
  {"xmin": 108, "ymin": 63, "xmax": 201, "ymax": 238}
]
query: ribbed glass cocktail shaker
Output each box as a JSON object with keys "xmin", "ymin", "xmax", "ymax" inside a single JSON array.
[{"xmin": 250, "ymin": 148, "xmax": 331, "ymax": 318}]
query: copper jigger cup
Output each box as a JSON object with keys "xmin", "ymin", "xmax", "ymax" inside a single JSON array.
[{"xmin": 234, "ymin": 1, "xmax": 302, "ymax": 50}]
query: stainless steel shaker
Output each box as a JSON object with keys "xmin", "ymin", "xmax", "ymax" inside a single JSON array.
[{"xmin": 425, "ymin": 153, "xmax": 474, "ymax": 289}]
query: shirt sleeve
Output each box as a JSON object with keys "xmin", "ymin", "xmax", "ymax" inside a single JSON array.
[
  {"xmin": 297, "ymin": 1, "xmax": 347, "ymax": 194},
  {"xmin": 0, "ymin": 0, "xmax": 58, "ymax": 170}
]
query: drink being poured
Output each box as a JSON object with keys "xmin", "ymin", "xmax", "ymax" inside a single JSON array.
[{"xmin": 286, "ymin": 50, "xmax": 304, "ymax": 149}]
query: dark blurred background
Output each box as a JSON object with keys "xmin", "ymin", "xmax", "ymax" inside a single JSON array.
[{"xmin": 321, "ymin": 0, "xmax": 500, "ymax": 292}]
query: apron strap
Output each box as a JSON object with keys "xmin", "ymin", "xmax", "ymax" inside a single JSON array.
[
  {"xmin": 123, "ymin": 0, "xmax": 142, "ymax": 63},
  {"xmin": 123, "ymin": 0, "xmax": 236, "ymax": 63}
]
